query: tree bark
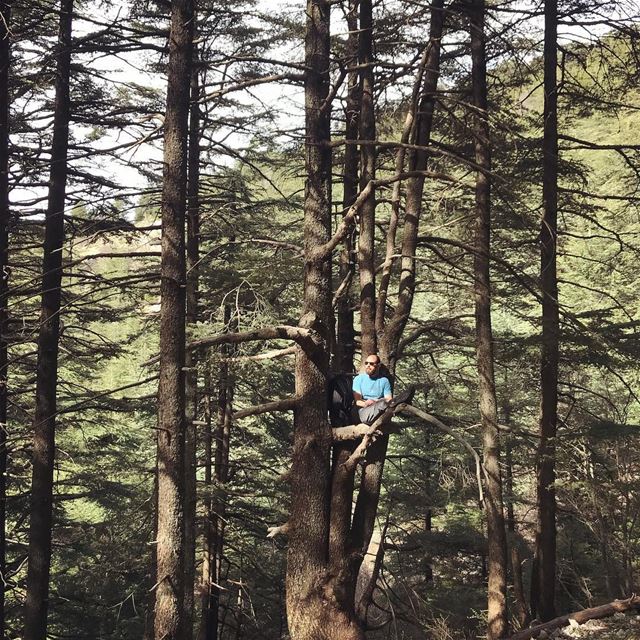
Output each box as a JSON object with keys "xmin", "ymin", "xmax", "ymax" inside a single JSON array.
[
  {"xmin": 0, "ymin": 2, "xmax": 10, "ymax": 636},
  {"xmin": 350, "ymin": 1, "xmax": 445, "ymax": 617},
  {"xmin": 287, "ymin": 3, "xmax": 362, "ymax": 638},
  {"xmin": 198, "ymin": 364, "xmax": 215, "ymax": 640},
  {"xmin": 154, "ymin": 0, "xmax": 194, "ymax": 637},
  {"xmin": 184, "ymin": 38, "xmax": 200, "ymax": 640},
  {"xmin": 334, "ymin": 0, "xmax": 359, "ymax": 373},
  {"xmin": 505, "ymin": 431, "xmax": 530, "ymax": 629},
  {"xmin": 199, "ymin": 307, "xmax": 234, "ymax": 640},
  {"xmin": 469, "ymin": 0, "xmax": 508, "ymax": 637},
  {"xmin": 382, "ymin": 0, "xmax": 445, "ymax": 367},
  {"xmin": 535, "ymin": 0, "xmax": 559, "ymax": 622},
  {"xmin": 23, "ymin": 2, "xmax": 73, "ymax": 638},
  {"xmin": 357, "ymin": 0, "xmax": 376, "ymax": 357}
]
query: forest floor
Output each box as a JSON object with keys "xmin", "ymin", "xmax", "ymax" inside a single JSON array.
[{"xmin": 548, "ymin": 611, "xmax": 640, "ymax": 639}]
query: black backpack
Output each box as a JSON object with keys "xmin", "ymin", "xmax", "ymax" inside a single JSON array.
[{"xmin": 328, "ymin": 374, "xmax": 355, "ymax": 427}]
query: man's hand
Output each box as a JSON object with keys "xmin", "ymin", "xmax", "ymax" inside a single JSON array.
[{"xmin": 364, "ymin": 399, "xmax": 376, "ymax": 406}]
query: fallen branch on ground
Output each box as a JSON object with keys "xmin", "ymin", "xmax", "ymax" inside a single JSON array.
[{"xmin": 507, "ymin": 595, "xmax": 640, "ymax": 640}]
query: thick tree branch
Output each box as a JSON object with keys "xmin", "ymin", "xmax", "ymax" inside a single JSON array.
[
  {"xmin": 142, "ymin": 326, "xmax": 317, "ymax": 367},
  {"xmin": 222, "ymin": 346, "xmax": 296, "ymax": 363},
  {"xmin": 332, "ymin": 424, "xmax": 371, "ymax": 441}
]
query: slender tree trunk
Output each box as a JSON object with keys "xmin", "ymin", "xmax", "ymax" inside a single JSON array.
[
  {"xmin": 536, "ymin": 0, "xmax": 559, "ymax": 622},
  {"xmin": 382, "ymin": 0, "xmax": 445, "ymax": 365},
  {"xmin": 184, "ymin": 38, "xmax": 200, "ymax": 640},
  {"xmin": 327, "ymin": 0, "xmax": 359, "ymax": 610},
  {"xmin": 23, "ymin": 2, "xmax": 72, "ymax": 637},
  {"xmin": 0, "ymin": 3, "xmax": 10, "ymax": 636},
  {"xmin": 350, "ymin": 2, "xmax": 445, "ymax": 616},
  {"xmin": 505, "ymin": 430, "xmax": 530, "ymax": 628},
  {"xmin": 469, "ymin": 1, "xmax": 508, "ymax": 636},
  {"xmin": 207, "ymin": 306, "xmax": 235, "ymax": 640},
  {"xmin": 144, "ymin": 462, "xmax": 159, "ymax": 640},
  {"xmin": 357, "ymin": 0, "xmax": 376, "ymax": 356},
  {"xmin": 154, "ymin": 0, "xmax": 194, "ymax": 636},
  {"xmin": 334, "ymin": 0, "xmax": 359, "ymax": 373},
  {"xmin": 198, "ymin": 364, "xmax": 215, "ymax": 640}
]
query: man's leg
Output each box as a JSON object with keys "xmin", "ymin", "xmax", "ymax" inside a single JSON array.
[{"xmin": 358, "ymin": 399, "xmax": 388, "ymax": 425}]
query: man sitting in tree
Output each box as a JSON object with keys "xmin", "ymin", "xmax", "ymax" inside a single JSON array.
[{"xmin": 352, "ymin": 354, "xmax": 393, "ymax": 424}]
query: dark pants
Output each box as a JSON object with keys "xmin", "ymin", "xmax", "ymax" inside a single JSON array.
[{"xmin": 358, "ymin": 399, "xmax": 388, "ymax": 425}]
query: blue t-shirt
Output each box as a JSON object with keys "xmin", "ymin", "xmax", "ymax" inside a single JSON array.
[{"xmin": 353, "ymin": 373, "xmax": 392, "ymax": 400}]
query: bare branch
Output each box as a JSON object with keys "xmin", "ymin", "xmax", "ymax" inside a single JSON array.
[
  {"xmin": 234, "ymin": 397, "xmax": 298, "ymax": 420},
  {"xmin": 142, "ymin": 326, "xmax": 317, "ymax": 367},
  {"xmin": 399, "ymin": 405, "xmax": 484, "ymax": 503},
  {"xmin": 223, "ymin": 346, "xmax": 296, "ymax": 363}
]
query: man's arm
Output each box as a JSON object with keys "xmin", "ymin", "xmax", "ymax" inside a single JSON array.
[
  {"xmin": 353, "ymin": 390, "xmax": 375, "ymax": 408},
  {"xmin": 383, "ymin": 377, "xmax": 392, "ymax": 402}
]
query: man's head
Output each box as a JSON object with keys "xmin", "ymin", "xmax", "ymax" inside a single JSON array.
[{"xmin": 363, "ymin": 354, "xmax": 381, "ymax": 376}]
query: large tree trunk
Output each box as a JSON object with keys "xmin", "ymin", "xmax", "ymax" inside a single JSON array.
[
  {"xmin": 184, "ymin": 38, "xmax": 200, "ymax": 640},
  {"xmin": 357, "ymin": 0, "xmax": 376, "ymax": 356},
  {"xmin": 23, "ymin": 2, "xmax": 73, "ymax": 638},
  {"xmin": 469, "ymin": 1, "xmax": 509, "ymax": 636},
  {"xmin": 535, "ymin": 0, "xmax": 559, "ymax": 622},
  {"xmin": 154, "ymin": 0, "xmax": 194, "ymax": 636},
  {"xmin": 0, "ymin": 2, "xmax": 10, "ymax": 636},
  {"xmin": 287, "ymin": 3, "xmax": 362, "ymax": 639}
]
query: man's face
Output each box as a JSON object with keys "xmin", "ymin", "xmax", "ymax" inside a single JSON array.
[{"xmin": 364, "ymin": 357, "xmax": 380, "ymax": 376}]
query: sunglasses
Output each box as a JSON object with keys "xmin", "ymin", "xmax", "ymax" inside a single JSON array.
[{"xmin": 365, "ymin": 361, "xmax": 379, "ymax": 366}]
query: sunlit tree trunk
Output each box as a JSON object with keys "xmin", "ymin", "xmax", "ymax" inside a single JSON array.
[
  {"xmin": 154, "ymin": 0, "xmax": 194, "ymax": 636},
  {"xmin": 505, "ymin": 428, "xmax": 530, "ymax": 628},
  {"xmin": 198, "ymin": 363, "xmax": 215, "ymax": 640},
  {"xmin": 23, "ymin": 2, "xmax": 73, "ymax": 638},
  {"xmin": 535, "ymin": 0, "xmax": 559, "ymax": 622}
]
